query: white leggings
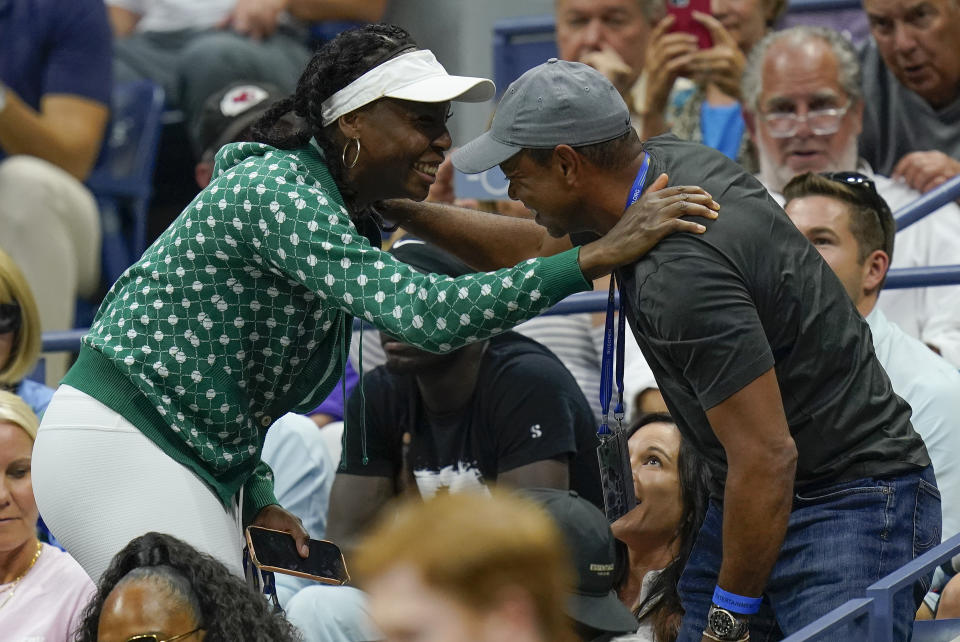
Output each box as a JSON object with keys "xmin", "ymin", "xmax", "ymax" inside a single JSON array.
[{"xmin": 32, "ymin": 386, "xmax": 246, "ymax": 583}]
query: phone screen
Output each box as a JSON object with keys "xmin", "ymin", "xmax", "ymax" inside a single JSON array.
[
  {"xmin": 666, "ymin": 0, "xmax": 713, "ymax": 50},
  {"xmin": 247, "ymin": 527, "xmax": 349, "ymax": 584}
]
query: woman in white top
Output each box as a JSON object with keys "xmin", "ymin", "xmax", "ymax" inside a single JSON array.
[
  {"xmin": 612, "ymin": 413, "xmax": 710, "ymax": 642},
  {"xmin": 0, "ymin": 390, "xmax": 94, "ymax": 640}
]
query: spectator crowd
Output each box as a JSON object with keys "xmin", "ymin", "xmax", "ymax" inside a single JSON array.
[{"xmin": 2, "ymin": 0, "xmax": 960, "ymax": 640}]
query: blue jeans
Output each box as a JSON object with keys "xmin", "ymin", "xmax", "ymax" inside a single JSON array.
[{"xmin": 677, "ymin": 466, "xmax": 941, "ymax": 641}]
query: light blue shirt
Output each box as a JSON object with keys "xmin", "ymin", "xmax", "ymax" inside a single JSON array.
[
  {"xmin": 867, "ymin": 307, "xmax": 960, "ymax": 539},
  {"xmin": 700, "ymin": 101, "xmax": 745, "ymax": 161},
  {"xmin": 16, "ymin": 378, "xmax": 54, "ymax": 418}
]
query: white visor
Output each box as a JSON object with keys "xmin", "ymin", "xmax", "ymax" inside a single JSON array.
[{"xmin": 320, "ymin": 49, "xmax": 495, "ymax": 126}]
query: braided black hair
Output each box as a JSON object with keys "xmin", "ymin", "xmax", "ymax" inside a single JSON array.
[
  {"xmin": 73, "ymin": 532, "xmax": 301, "ymax": 642},
  {"xmin": 251, "ymin": 23, "xmax": 417, "ymax": 219}
]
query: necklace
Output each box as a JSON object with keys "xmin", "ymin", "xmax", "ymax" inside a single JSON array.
[{"xmin": 0, "ymin": 540, "xmax": 43, "ymax": 611}]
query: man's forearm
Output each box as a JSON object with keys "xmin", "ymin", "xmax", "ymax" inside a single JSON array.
[
  {"xmin": 384, "ymin": 199, "xmax": 569, "ymax": 271},
  {"xmin": 717, "ymin": 451, "xmax": 795, "ymax": 596},
  {"xmin": 287, "ymin": 0, "xmax": 388, "ymax": 23},
  {"xmin": 0, "ymin": 89, "xmax": 106, "ymax": 179}
]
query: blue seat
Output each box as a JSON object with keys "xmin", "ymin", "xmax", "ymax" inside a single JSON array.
[
  {"xmin": 492, "ymin": 15, "xmax": 557, "ymax": 96},
  {"xmin": 85, "ymin": 80, "xmax": 166, "ymax": 287},
  {"xmin": 310, "ymin": 20, "xmax": 364, "ymax": 44}
]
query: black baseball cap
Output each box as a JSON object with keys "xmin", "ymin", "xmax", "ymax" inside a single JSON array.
[
  {"xmin": 522, "ymin": 488, "xmax": 639, "ymax": 634},
  {"xmin": 194, "ymin": 82, "xmax": 282, "ymax": 159}
]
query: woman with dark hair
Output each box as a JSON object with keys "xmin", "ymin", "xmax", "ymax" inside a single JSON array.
[
  {"xmin": 32, "ymin": 23, "xmax": 715, "ymax": 583},
  {"xmin": 76, "ymin": 531, "xmax": 299, "ymax": 642},
  {"xmin": 612, "ymin": 413, "xmax": 710, "ymax": 642}
]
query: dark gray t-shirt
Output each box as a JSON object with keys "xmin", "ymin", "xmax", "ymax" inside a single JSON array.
[
  {"xmin": 616, "ymin": 135, "xmax": 929, "ymax": 493},
  {"xmin": 859, "ymin": 41, "xmax": 960, "ymax": 176}
]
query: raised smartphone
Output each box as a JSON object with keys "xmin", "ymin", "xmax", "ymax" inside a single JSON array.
[{"xmin": 666, "ymin": 0, "xmax": 713, "ymax": 50}]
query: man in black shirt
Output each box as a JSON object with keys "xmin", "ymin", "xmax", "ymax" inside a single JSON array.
[
  {"xmin": 391, "ymin": 59, "xmax": 938, "ymax": 641},
  {"xmin": 326, "ymin": 238, "xmax": 602, "ymax": 555}
]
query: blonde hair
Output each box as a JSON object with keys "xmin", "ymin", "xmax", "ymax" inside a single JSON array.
[
  {"xmin": 0, "ymin": 389, "xmax": 40, "ymax": 440},
  {"xmin": 0, "ymin": 249, "xmax": 42, "ymax": 386},
  {"xmin": 354, "ymin": 491, "xmax": 576, "ymax": 642}
]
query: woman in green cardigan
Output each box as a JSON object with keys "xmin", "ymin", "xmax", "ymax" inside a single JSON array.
[{"xmin": 31, "ymin": 24, "xmax": 717, "ymax": 582}]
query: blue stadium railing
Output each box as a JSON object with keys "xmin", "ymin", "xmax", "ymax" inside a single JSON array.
[
  {"xmin": 781, "ymin": 532, "xmax": 960, "ymax": 641},
  {"xmin": 896, "ymin": 174, "xmax": 960, "ymax": 232}
]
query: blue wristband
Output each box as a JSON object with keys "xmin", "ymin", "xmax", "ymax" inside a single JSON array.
[{"xmin": 713, "ymin": 586, "xmax": 762, "ymax": 615}]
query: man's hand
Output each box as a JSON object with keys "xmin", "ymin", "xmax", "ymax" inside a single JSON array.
[
  {"xmin": 892, "ymin": 150, "xmax": 960, "ymax": 194},
  {"xmin": 426, "ymin": 156, "xmax": 457, "ymax": 204},
  {"xmin": 686, "ymin": 11, "xmax": 746, "ymax": 100},
  {"xmin": 252, "ymin": 504, "xmax": 310, "ymax": 557},
  {"xmin": 580, "ymin": 47, "xmax": 636, "ymax": 98},
  {"xmin": 221, "ymin": 0, "xmax": 287, "ymax": 40},
  {"xmin": 579, "ymin": 172, "xmax": 719, "ymax": 280}
]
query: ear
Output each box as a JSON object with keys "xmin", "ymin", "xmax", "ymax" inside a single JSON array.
[
  {"xmin": 852, "ymin": 98, "xmax": 864, "ymax": 137},
  {"xmin": 194, "ymin": 162, "xmax": 213, "ymax": 189},
  {"xmin": 337, "ymin": 110, "xmax": 364, "ymax": 140},
  {"xmin": 553, "ymin": 144, "xmax": 583, "ymax": 186},
  {"xmin": 742, "ymin": 107, "xmax": 757, "ymax": 142},
  {"xmin": 861, "ymin": 249, "xmax": 889, "ymax": 296}
]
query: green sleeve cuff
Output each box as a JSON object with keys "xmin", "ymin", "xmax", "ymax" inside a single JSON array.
[
  {"xmin": 536, "ymin": 247, "xmax": 592, "ymax": 300},
  {"xmin": 242, "ymin": 461, "xmax": 279, "ymax": 526}
]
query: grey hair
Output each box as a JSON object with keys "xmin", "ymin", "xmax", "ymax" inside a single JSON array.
[{"xmin": 742, "ymin": 26, "xmax": 863, "ymax": 112}]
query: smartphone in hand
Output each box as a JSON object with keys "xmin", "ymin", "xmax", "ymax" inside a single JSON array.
[
  {"xmin": 245, "ymin": 526, "xmax": 350, "ymax": 585},
  {"xmin": 666, "ymin": 0, "xmax": 713, "ymax": 50}
]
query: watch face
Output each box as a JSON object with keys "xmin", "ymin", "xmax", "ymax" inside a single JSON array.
[{"xmin": 709, "ymin": 608, "xmax": 737, "ymax": 637}]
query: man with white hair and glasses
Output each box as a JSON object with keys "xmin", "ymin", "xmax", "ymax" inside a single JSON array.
[{"xmin": 742, "ymin": 25, "xmax": 960, "ymax": 367}]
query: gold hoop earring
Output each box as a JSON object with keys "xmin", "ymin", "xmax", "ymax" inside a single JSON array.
[{"xmin": 342, "ymin": 138, "xmax": 361, "ymax": 169}]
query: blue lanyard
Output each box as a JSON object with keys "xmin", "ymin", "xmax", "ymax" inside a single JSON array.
[{"xmin": 599, "ymin": 153, "xmax": 650, "ymax": 435}]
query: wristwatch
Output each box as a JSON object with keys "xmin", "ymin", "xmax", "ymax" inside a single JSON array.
[{"xmin": 706, "ymin": 604, "xmax": 750, "ymax": 641}]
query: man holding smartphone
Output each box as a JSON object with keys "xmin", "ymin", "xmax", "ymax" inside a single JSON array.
[{"xmin": 388, "ymin": 59, "xmax": 938, "ymax": 641}]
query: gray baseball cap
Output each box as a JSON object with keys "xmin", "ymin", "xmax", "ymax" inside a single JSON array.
[{"xmin": 452, "ymin": 58, "xmax": 632, "ymax": 174}]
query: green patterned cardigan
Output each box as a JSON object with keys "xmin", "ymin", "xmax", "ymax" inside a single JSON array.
[{"xmin": 63, "ymin": 141, "xmax": 590, "ymax": 521}]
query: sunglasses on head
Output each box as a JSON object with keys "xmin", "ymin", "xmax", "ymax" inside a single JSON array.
[
  {"xmin": 820, "ymin": 171, "xmax": 894, "ymax": 242},
  {"xmin": 124, "ymin": 628, "xmax": 203, "ymax": 642},
  {"xmin": 0, "ymin": 301, "xmax": 21, "ymax": 335}
]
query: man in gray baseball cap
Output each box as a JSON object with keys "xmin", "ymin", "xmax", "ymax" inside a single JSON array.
[
  {"xmin": 453, "ymin": 58, "xmax": 632, "ymax": 175},
  {"xmin": 440, "ymin": 59, "xmax": 937, "ymax": 641}
]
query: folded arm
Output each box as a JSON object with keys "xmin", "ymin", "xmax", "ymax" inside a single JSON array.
[{"xmin": 0, "ymin": 92, "xmax": 109, "ymax": 180}]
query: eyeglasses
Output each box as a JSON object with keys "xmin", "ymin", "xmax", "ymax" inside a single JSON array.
[
  {"xmin": 0, "ymin": 301, "xmax": 21, "ymax": 335},
  {"xmin": 124, "ymin": 628, "xmax": 203, "ymax": 642},
  {"xmin": 821, "ymin": 171, "xmax": 895, "ymax": 251},
  {"xmin": 761, "ymin": 100, "xmax": 852, "ymax": 138}
]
